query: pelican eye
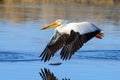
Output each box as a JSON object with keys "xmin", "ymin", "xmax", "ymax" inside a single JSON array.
[{"xmin": 55, "ymin": 20, "xmax": 61, "ymax": 25}]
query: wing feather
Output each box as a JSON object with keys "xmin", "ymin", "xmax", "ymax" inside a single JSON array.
[
  {"xmin": 40, "ymin": 28, "xmax": 101, "ymax": 61},
  {"xmin": 40, "ymin": 30, "xmax": 69, "ymax": 62},
  {"xmin": 60, "ymin": 30, "xmax": 101, "ymax": 60}
]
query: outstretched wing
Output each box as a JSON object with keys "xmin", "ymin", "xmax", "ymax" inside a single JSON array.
[
  {"xmin": 60, "ymin": 30, "xmax": 101, "ymax": 60},
  {"xmin": 40, "ymin": 30, "xmax": 69, "ymax": 62}
]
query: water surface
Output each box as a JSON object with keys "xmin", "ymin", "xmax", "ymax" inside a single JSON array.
[{"xmin": 0, "ymin": 0, "xmax": 120, "ymax": 80}]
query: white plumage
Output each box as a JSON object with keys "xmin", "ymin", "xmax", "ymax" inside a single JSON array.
[
  {"xmin": 40, "ymin": 19, "xmax": 104, "ymax": 62},
  {"xmin": 56, "ymin": 22, "xmax": 101, "ymax": 34}
]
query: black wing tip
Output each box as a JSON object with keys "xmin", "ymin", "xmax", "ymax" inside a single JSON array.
[
  {"xmin": 39, "ymin": 54, "xmax": 49, "ymax": 62},
  {"xmin": 40, "ymin": 57, "xmax": 49, "ymax": 62},
  {"xmin": 39, "ymin": 54, "xmax": 42, "ymax": 57},
  {"xmin": 60, "ymin": 55, "xmax": 71, "ymax": 61},
  {"xmin": 39, "ymin": 47, "xmax": 51, "ymax": 62}
]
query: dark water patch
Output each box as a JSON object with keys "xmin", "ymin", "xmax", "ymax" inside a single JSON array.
[
  {"xmin": 49, "ymin": 62, "xmax": 62, "ymax": 66},
  {"xmin": 0, "ymin": 51, "xmax": 40, "ymax": 62},
  {"xmin": 76, "ymin": 50, "xmax": 120, "ymax": 60}
]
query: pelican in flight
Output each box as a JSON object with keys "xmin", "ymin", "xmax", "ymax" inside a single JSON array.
[{"xmin": 40, "ymin": 19, "xmax": 104, "ymax": 62}]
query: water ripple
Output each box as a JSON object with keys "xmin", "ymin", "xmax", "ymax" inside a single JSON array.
[
  {"xmin": 1, "ymin": 50, "xmax": 120, "ymax": 62},
  {"xmin": 0, "ymin": 51, "xmax": 40, "ymax": 62},
  {"xmin": 76, "ymin": 50, "xmax": 120, "ymax": 60}
]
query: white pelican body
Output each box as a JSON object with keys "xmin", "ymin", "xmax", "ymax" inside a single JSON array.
[
  {"xmin": 56, "ymin": 22, "xmax": 100, "ymax": 35},
  {"xmin": 40, "ymin": 19, "xmax": 104, "ymax": 62}
]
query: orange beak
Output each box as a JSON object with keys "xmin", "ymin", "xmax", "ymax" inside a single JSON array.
[
  {"xmin": 95, "ymin": 32, "xmax": 104, "ymax": 39},
  {"xmin": 40, "ymin": 21, "xmax": 61, "ymax": 30}
]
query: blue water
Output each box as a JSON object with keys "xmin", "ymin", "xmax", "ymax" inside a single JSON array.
[{"xmin": 0, "ymin": 1, "xmax": 120, "ymax": 80}]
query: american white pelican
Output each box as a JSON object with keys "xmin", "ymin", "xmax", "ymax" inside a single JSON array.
[{"xmin": 40, "ymin": 19, "xmax": 104, "ymax": 62}]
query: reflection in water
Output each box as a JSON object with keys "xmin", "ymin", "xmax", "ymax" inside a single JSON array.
[
  {"xmin": 39, "ymin": 68, "xmax": 70, "ymax": 80},
  {"xmin": 39, "ymin": 68, "xmax": 57, "ymax": 80}
]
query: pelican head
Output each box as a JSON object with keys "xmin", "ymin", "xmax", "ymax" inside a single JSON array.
[{"xmin": 40, "ymin": 19, "xmax": 68, "ymax": 30}]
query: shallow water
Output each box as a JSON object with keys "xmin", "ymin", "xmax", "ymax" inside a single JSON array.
[{"xmin": 0, "ymin": 0, "xmax": 120, "ymax": 80}]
